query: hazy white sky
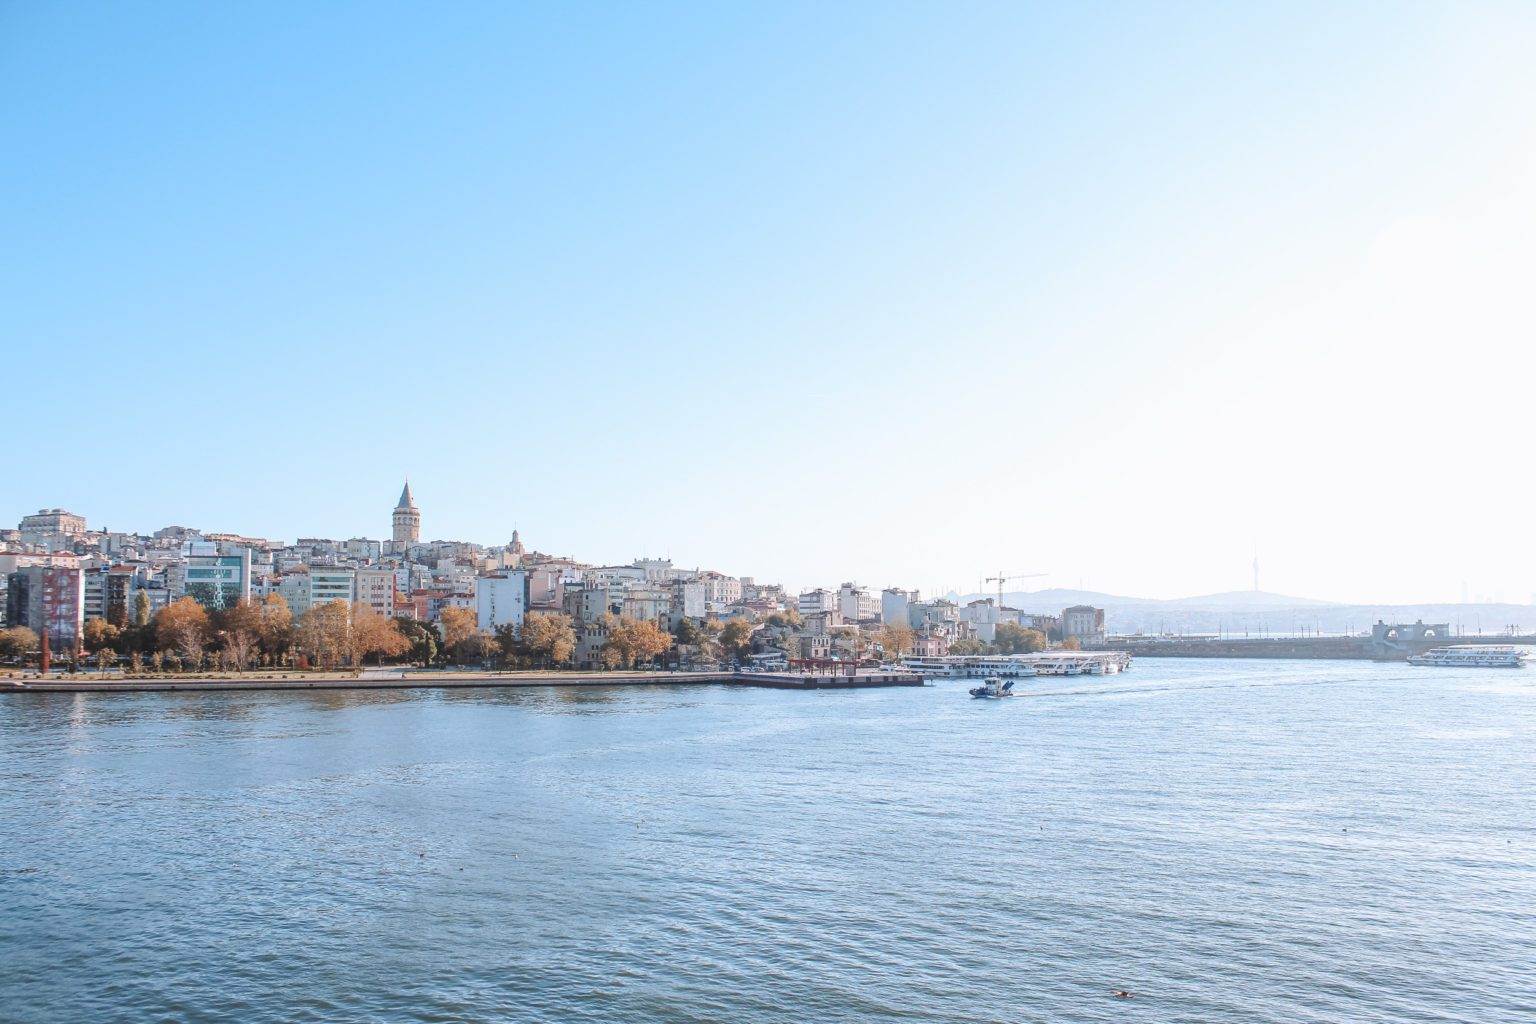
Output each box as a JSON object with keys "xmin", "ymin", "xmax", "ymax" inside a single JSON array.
[{"xmin": 3, "ymin": 3, "xmax": 1534, "ymax": 604}]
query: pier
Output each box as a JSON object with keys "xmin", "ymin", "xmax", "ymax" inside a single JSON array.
[{"xmin": 0, "ymin": 668, "xmax": 924, "ymax": 695}]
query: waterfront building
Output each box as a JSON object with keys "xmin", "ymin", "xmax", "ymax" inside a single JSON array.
[
  {"xmin": 127, "ymin": 580, "xmax": 172, "ymax": 621},
  {"xmin": 960, "ymin": 599, "xmax": 1003, "ymax": 643},
  {"xmin": 83, "ymin": 566, "xmax": 136, "ymax": 626},
  {"xmin": 355, "ymin": 567, "xmax": 396, "ymax": 620},
  {"xmin": 475, "ymin": 571, "xmax": 528, "ymax": 632},
  {"xmin": 1062, "ymin": 605, "xmax": 1107, "ymax": 645},
  {"xmin": 909, "ymin": 598, "xmax": 958, "ymax": 630},
  {"xmin": 5, "ymin": 564, "xmax": 85, "ymax": 652},
  {"xmin": 311, "ymin": 569, "xmax": 356, "ymax": 608},
  {"xmin": 277, "ymin": 569, "xmax": 355, "ymax": 616},
  {"xmin": 620, "ymin": 583, "xmax": 672, "ymax": 628},
  {"xmin": 575, "ymin": 619, "xmax": 611, "ymax": 669},
  {"xmin": 912, "ymin": 633, "xmax": 949, "ymax": 657},
  {"xmin": 798, "ymin": 588, "xmax": 838, "ymax": 620},
  {"xmin": 672, "ymin": 579, "xmax": 706, "ymax": 620},
  {"xmin": 177, "ymin": 548, "xmax": 253, "ymax": 610},
  {"xmin": 277, "ymin": 573, "xmax": 311, "ymax": 615},
  {"xmin": 392, "ymin": 480, "xmax": 420, "ymax": 546},
  {"xmin": 837, "ymin": 583, "xmax": 878, "ymax": 622},
  {"xmin": 699, "ymin": 571, "xmax": 743, "ymax": 612},
  {"xmin": 563, "ymin": 582, "xmax": 623, "ymax": 624},
  {"xmin": 882, "ymin": 588, "xmax": 914, "ymax": 626},
  {"xmin": 525, "ymin": 567, "xmax": 571, "ymax": 610}
]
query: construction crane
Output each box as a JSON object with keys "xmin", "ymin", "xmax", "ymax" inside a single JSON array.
[{"xmin": 984, "ymin": 571, "xmax": 1047, "ymax": 610}]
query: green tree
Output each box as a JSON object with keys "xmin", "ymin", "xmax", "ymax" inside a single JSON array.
[
  {"xmin": 82, "ymin": 617, "xmax": 120, "ymax": 654},
  {"xmin": 877, "ymin": 623, "xmax": 914, "ymax": 657},
  {"xmin": 719, "ymin": 619, "xmax": 754, "ymax": 661},
  {"xmin": 519, "ymin": 612, "xmax": 576, "ymax": 667},
  {"xmin": 394, "ymin": 617, "xmax": 439, "ymax": 665},
  {"xmin": 949, "ymin": 637, "xmax": 988, "ymax": 656},
  {"xmin": 133, "ymin": 590, "xmax": 151, "ymax": 627},
  {"xmin": 452, "ymin": 631, "xmax": 497, "ymax": 666},
  {"xmin": 674, "ymin": 617, "xmax": 705, "ymax": 646},
  {"xmin": 0, "ymin": 626, "xmax": 41, "ymax": 661},
  {"xmin": 994, "ymin": 623, "xmax": 1046, "ymax": 654}
]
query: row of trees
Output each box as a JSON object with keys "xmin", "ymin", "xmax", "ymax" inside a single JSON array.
[{"xmin": 59, "ymin": 594, "xmax": 413, "ymax": 672}]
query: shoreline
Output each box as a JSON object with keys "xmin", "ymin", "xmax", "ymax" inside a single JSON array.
[{"xmin": 0, "ymin": 669, "xmax": 924, "ymax": 695}]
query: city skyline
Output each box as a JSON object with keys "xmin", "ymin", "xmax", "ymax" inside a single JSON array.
[
  {"xmin": 4, "ymin": 480, "xmax": 1531, "ymax": 610},
  {"xmin": 5, "ymin": 4, "xmax": 1536, "ymax": 604}
]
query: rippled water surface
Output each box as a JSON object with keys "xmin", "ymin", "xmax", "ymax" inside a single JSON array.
[{"xmin": 4, "ymin": 659, "xmax": 1534, "ymax": 1023}]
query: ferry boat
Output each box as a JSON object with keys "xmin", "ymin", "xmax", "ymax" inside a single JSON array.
[
  {"xmin": 901, "ymin": 655, "xmax": 1039, "ymax": 679},
  {"xmin": 1407, "ymin": 645, "xmax": 1530, "ymax": 668},
  {"xmin": 901, "ymin": 651, "xmax": 1132, "ymax": 679}
]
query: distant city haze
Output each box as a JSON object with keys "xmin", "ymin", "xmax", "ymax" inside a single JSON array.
[{"xmin": 4, "ymin": 4, "xmax": 1534, "ymax": 605}]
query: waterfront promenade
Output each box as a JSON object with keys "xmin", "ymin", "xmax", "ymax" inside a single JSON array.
[{"xmin": 0, "ymin": 668, "xmax": 923, "ymax": 695}]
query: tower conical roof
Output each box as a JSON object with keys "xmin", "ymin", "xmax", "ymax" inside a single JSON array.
[{"xmin": 396, "ymin": 479, "xmax": 416, "ymax": 510}]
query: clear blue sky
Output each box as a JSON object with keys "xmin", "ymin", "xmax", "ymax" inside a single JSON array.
[{"xmin": 4, "ymin": 2, "xmax": 1535, "ymax": 603}]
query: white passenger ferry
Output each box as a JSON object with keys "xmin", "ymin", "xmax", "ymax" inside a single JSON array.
[
  {"xmin": 901, "ymin": 651, "xmax": 1131, "ymax": 679},
  {"xmin": 901, "ymin": 655, "xmax": 1039, "ymax": 679},
  {"xmin": 1406, "ymin": 645, "xmax": 1530, "ymax": 668}
]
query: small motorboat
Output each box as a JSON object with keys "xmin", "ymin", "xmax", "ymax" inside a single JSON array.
[{"xmin": 968, "ymin": 676, "xmax": 1015, "ymax": 699}]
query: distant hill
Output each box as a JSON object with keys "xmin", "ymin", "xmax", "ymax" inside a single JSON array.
[
  {"xmin": 1164, "ymin": 590, "xmax": 1338, "ymax": 608},
  {"xmin": 948, "ymin": 588, "xmax": 1536, "ymax": 634},
  {"xmin": 956, "ymin": 588, "xmax": 1341, "ymax": 611}
]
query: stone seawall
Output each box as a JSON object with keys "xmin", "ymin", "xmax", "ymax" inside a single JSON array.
[{"xmin": 1, "ymin": 670, "xmax": 923, "ymax": 695}]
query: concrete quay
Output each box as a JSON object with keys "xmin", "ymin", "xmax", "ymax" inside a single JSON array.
[{"xmin": 0, "ymin": 668, "xmax": 924, "ymax": 696}]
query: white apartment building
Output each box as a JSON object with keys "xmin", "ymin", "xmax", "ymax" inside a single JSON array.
[
  {"xmin": 698, "ymin": 572, "xmax": 742, "ymax": 612},
  {"xmin": 672, "ymin": 580, "xmax": 706, "ymax": 620},
  {"xmin": 837, "ymin": 583, "xmax": 878, "ymax": 622},
  {"xmin": 882, "ymin": 588, "xmax": 914, "ymax": 626},
  {"xmin": 278, "ymin": 569, "xmax": 356, "ymax": 616},
  {"xmin": 798, "ymin": 588, "xmax": 838, "ymax": 621},
  {"xmin": 475, "ymin": 572, "xmax": 527, "ymax": 632}
]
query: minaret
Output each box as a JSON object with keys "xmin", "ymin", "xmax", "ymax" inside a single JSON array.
[{"xmin": 393, "ymin": 479, "xmax": 420, "ymax": 545}]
